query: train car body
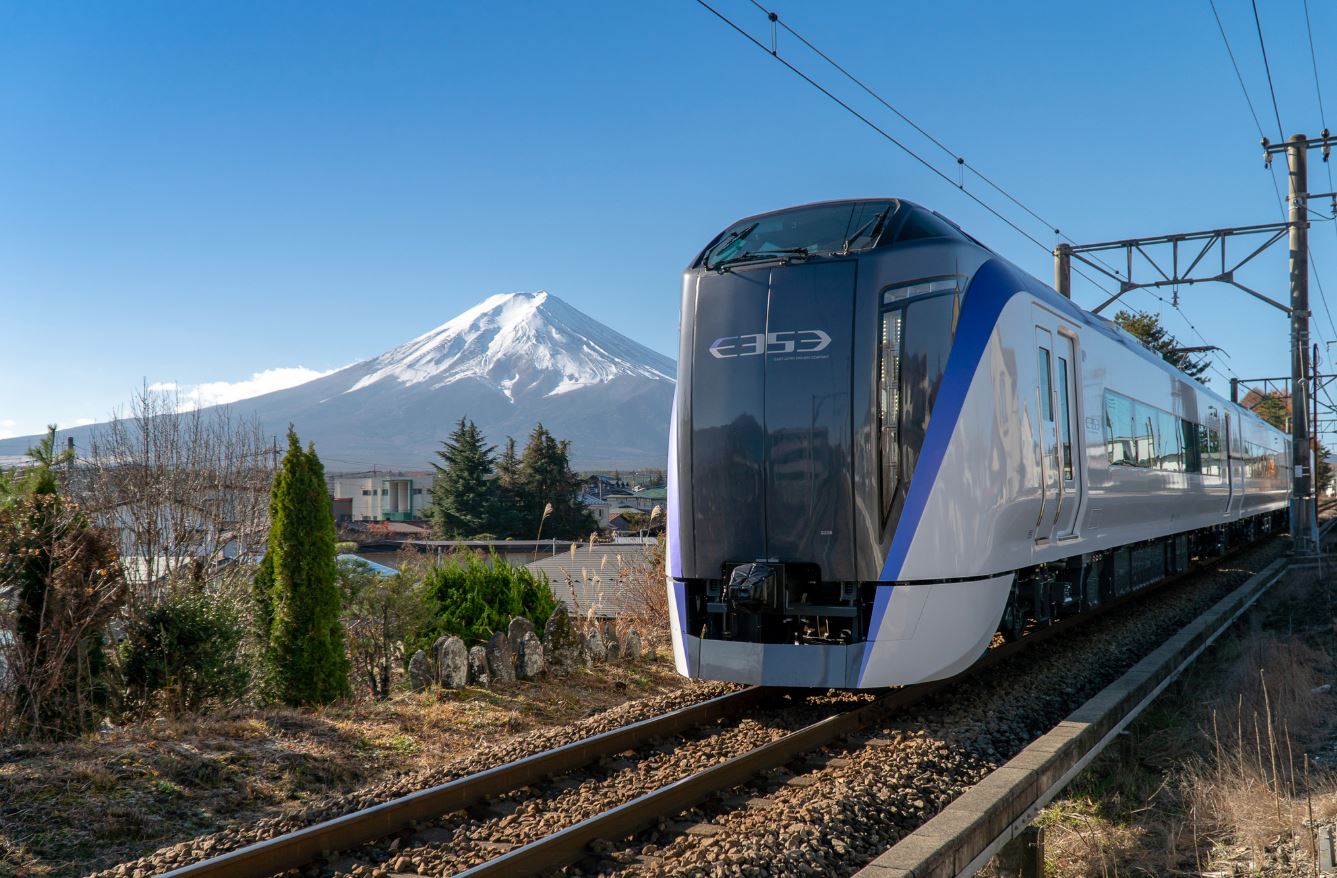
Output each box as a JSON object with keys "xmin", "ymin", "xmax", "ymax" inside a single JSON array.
[{"xmin": 667, "ymin": 199, "xmax": 1290, "ymax": 689}]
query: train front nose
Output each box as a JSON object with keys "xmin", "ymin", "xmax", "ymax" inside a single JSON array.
[
  {"xmin": 688, "ymin": 260, "xmax": 856, "ymax": 577},
  {"xmin": 675, "ymin": 259, "xmax": 861, "ymax": 686}
]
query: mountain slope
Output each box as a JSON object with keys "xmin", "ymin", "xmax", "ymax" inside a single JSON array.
[{"xmin": 0, "ymin": 292, "xmax": 676, "ymax": 470}]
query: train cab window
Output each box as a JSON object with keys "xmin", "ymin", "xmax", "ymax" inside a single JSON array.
[
  {"xmin": 702, "ymin": 202, "xmax": 898, "ymax": 268},
  {"xmin": 892, "ymin": 208, "xmax": 960, "ymax": 244}
]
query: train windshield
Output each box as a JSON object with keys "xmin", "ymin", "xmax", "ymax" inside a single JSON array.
[{"xmin": 704, "ymin": 201, "xmax": 896, "ymax": 269}]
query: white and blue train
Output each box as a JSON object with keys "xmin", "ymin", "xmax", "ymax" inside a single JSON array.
[{"xmin": 666, "ymin": 199, "xmax": 1290, "ymax": 688}]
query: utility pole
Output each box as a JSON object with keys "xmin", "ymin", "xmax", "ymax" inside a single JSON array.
[
  {"xmin": 1315, "ymin": 342, "xmax": 1322, "ymax": 531},
  {"xmin": 1285, "ymin": 134, "xmax": 1313, "ymax": 552},
  {"xmin": 1263, "ymin": 131, "xmax": 1337, "ymax": 550},
  {"xmin": 1053, "ymin": 243, "xmax": 1072, "ymax": 299}
]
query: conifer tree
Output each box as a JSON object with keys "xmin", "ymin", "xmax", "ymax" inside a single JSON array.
[
  {"xmin": 2, "ymin": 427, "xmax": 125, "ymax": 738},
  {"xmin": 1113, "ymin": 310, "xmax": 1210, "ymax": 380},
  {"xmin": 427, "ymin": 418, "xmax": 498, "ymax": 538},
  {"xmin": 517, "ymin": 423, "xmax": 596, "ymax": 540},
  {"xmin": 256, "ymin": 427, "xmax": 349, "ymax": 705},
  {"xmin": 492, "ymin": 436, "xmax": 528, "ymax": 539}
]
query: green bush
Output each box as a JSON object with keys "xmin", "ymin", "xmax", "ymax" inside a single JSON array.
[
  {"xmin": 412, "ymin": 553, "xmax": 557, "ymax": 650},
  {"xmin": 120, "ymin": 590, "xmax": 250, "ymax": 714}
]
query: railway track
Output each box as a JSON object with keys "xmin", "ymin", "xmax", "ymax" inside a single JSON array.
[{"xmin": 104, "ymin": 533, "xmax": 1291, "ymax": 878}]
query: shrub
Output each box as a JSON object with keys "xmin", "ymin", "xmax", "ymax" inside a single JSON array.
[
  {"xmin": 339, "ymin": 557, "xmax": 431, "ymax": 700},
  {"xmin": 120, "ymin": 590, "xmax": 249, "ymax": 714},
  {"xmin": 412, "ymin": 553, "xmax": 557, "ymax": 650}
]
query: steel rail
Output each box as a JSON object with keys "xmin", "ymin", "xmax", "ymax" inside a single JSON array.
[
  {"xmin": 154, "ymin": 528, "xmax": 1287, "ymax": 878},
  {"xmin": 451, "ymin": 535, "xmax": 1281, "ymax": 878},
  {"xmin": 157, "ymin": 686, "xmax": 771, "ymax": 878}
]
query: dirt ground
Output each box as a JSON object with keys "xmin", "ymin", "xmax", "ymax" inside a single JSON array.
[
  {"xmin": 0, "ymin": 654, "xmax": 689, "ymax": 878},
  {"xmin": 1033, "ymin": 566, "xmax": 1337, "ymax": 877}
]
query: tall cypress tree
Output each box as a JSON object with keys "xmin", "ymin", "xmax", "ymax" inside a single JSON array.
[
  {"xmin": 428, "ymin": 418, "xmax": 499, "ymax": 538},
  {"xmin": 257, "ymin": 427, "xmax": 349, "ymax": 705},
  {"xmin": 517, "ymin": 423, "xmax": 596, "ymax": 540}
]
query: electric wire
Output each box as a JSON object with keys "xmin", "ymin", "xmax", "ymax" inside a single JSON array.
[
  {"xmin": 1250, "ymin": 0, "xmax": 1286, "ymax": 142},
  {"xmin": 1210, "ymin": 0, "xmax": 1269, "ymax": 142},
  {"xmin": 696, "ymin": 0, "xmax": 1229, "ymax": 387},
  {"xmin": 1301, "ymin": 0, "xmax": 1337, "ymax": 345},
  {"xmin": 1208, "ymin": 0, "xmax": 1333, "ymax": 405},
  {"xmin": 740, "ymin": 0, "xmax": 1130, "ymax": 282},
  {"xmin": 691, "ymin": 0, "xmax": 1057, "ymax": 258},
  {"xmin": 696, "ymin": 0, "xmax": 1139, "ymax": 312}
]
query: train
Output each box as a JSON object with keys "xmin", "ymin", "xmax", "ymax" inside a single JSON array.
[{"xmin": 666, "ymin": 198, "xmax": 1290, "ymax": 689}]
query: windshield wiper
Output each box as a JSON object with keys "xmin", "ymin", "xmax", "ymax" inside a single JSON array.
[
  {"xmin": 715, "ymin": 248, "xmax": 810, "ymax": 271},
  {"xmin": 715, "ymin": 247, "xmax": 811, "ymax": 271},
  {"xmin": 706, "ymin": 223, "xmax": 757, "ymax": 268},
  {"xmin": 841, "ymin": 207, "xmax": 890, "ymax": 255}
]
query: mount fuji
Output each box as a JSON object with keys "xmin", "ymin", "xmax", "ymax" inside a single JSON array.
[{"xmin": 2, "ymin": 292, "xmax": 677, "ymax": 470}]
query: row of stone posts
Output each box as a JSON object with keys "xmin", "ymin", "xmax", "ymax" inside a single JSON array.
[{"xmin": 406, "ymin": 606, "xmax": 645, "ymax": 692}]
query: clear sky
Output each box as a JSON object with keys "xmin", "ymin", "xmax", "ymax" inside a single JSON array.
[{"xmin": 4, "ymin": 0, "xmax": 1337, "ymax": 442}]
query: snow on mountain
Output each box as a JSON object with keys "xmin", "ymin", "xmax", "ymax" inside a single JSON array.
[
  {"xmin": 0, "ymin": 292, "xmax": 677, "ymax": 469},
  {"xmin": 346, "ymin": 291, "xmax": 674, "ymax": 399}
]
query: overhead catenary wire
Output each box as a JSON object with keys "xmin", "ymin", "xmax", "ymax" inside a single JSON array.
[
  {"xmin": 695, "ymin": 0, "xmax": 1234, "ymax": 389},
  {"xmin": 1300, "ymin": 0, "xmax": 1337, "ymax": 345},
  {"xmin": 1206, "ymin": 0, "xmax": 1336, "ymax": 404},
  {"xmin": 693, "ymin": 0, "xmax": 1135, "ymax": 308},
  {"xmin": 689, "ymin": 0, "xmax": 1059, "ymax": 258},
  {"xmin": 737, "ymin": 0, "xmax": 1132, "ymax": 283}
]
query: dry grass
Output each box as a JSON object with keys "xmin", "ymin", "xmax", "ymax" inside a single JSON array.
[
  {"xmin": 1035, "ymin": 569, "xmax": 1337, "ymax": 877},
  {"xmin": 0, "ymin": 654, "xmax": 687, "ymax": 878}
]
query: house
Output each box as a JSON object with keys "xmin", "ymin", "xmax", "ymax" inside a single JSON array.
[
  {"xmin": 329, "ymin": 470, "xmax": 435, "ymax": 521},
  {"xmin": 583, "ymin": 473, "xmax": 630, "ymax": 499},
  {"xmin": 580, "ymin": 493, "xmax": 611, "ymax": 529},
  {"xmin": 604, "ymin": 490, "xmax": 654, "ymax": 513}
]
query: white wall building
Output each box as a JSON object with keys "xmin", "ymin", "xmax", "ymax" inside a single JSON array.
[{"xmin": 331, "ymin": 471, "xmax": 434, "ymax": 521}]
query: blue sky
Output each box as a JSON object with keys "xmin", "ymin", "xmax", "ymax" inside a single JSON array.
[{"xmin": 3, "ymin": 0, "xmax": 1337, "ymax": 441}]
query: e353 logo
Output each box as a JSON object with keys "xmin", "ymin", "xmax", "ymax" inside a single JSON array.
[{"xmin": 708, "ymin": 329, "xmax": 832, "ymax": 359}]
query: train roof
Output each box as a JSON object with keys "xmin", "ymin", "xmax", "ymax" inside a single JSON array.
[{"xmin": 693, "ymin": 198, "xmax": 1287, "ymax": 443}]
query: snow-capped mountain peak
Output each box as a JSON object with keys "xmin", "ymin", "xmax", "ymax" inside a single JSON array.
[{"xmin": 346, "ymin": 291, "xmax": 675, "ymax": 401}]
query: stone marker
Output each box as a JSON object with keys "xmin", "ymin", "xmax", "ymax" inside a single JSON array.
[
  {"xmin": 485, "ymin": 631, "xmax": 516, "ymax": 683},
  {"xmin": 408, "ymin": 649, "xmax": 431, "ymax": 693},
  {"xmin": 624, "ymin": 627, "xmax": 642, "ymax": 660},
  {"xmin": 436, "ymin": 636, "xmax": 468, "ymax": 688},
  {"xmin": 508, "ymin": 616, "xmax": 536, "ymax": 660},
  {"xmin": 517, "ymin": 631, "xmax": 545, "ymax": 679},
  {"xmin": 586, "ymin": 627, "xmax": 607, "ymax": 663},
  {"xmin": 468, "ymin": 645, "xmax": 490, "ymax": 686},
  {"xmin": 542, "ymin": 606, "xmax": 586, "ymax": 674}
]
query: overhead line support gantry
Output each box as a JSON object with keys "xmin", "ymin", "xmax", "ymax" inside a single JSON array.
[{"xmin": 1054, "ymin": 132, "xmax": 1337, "ymax": 554}]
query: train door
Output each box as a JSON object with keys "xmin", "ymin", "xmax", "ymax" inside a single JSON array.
[
  {"xmin": 1225, "ymin": 414, "xmax": 1244, "ymax": 517},
  {"xmin": 1034, "ymin": 318, "xmax": 1082, "ymax": 542}
]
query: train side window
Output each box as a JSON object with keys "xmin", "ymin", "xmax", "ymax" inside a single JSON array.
[
  {"xmin": 878, "ymin": 308, "xmax": 903, "ymax": 519},
  {"xmin": 1037, "ymin": 348, "xmax": 1053, "ymax": 420},
  {"xmin": 1104, "ymin": 392, "xmax": 1134, "ymax": 466},
  {"xmin": 1156, "ymin": 410, "xmax": 1181, "ymax": 472},
  {"xmin": 1055, "ymin": 354, "xmax": 1073, "ymax": 480},
  {"xmin": 1181, "ymin": 420, "xmax": 1202, "ymax": 473},
  {"xmin": 1132, "ymin": 402, "xmax": 1158, "ymax": 467}
]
